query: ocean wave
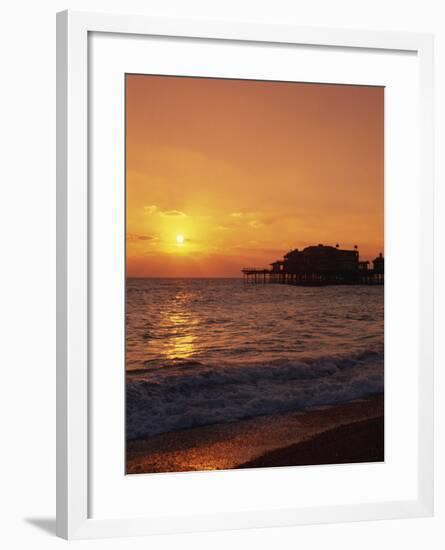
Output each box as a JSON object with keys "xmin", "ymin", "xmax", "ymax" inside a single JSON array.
[{"xmin": 126, "ymin": 349, "xmax": 384, "ymax": 440}]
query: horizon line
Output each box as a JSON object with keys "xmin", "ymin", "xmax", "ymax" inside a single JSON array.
[{"xmin": 126, "ymin": 276, "xmax": 242, "ymax": 279}]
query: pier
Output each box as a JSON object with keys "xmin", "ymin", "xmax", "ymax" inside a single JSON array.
[{"xmin": 242, "ymin": 244, "xmax": 384, "ymax": 286}]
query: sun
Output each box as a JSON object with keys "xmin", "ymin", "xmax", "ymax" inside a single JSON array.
[{"xmin": 176, "ymin": 234, "xmax": 185, "ymax": 245}]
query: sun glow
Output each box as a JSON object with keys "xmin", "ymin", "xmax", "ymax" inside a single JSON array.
[{"xmin": 126, "ymin": 75, "xmax": 384, "ymax": 277}]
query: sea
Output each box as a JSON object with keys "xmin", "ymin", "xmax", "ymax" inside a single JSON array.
[{"xmin": 126, "ymin": 278, "xmax": 384, "ymax": 440}]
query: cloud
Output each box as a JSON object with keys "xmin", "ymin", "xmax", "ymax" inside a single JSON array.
[
  {"xmin": 127, "ymin": 233, "xmax": 157, "ymax": 241},
  {"xmin": 216, "ymin": 225, "xmax": 232, "ymax": 231},
  {"xmin": 144, "ymin": 205, "xmax": 158, "ymax": 215},
  {"xmin": 159, "ymin": 209, "xmax": 187, "ymax": 217},
  {"xmin": 144, "ymin": 204, "xmax": 187, "ymax": 217},
  {"xmin": 248, "ymin": 220, "xmax": 264, "ymax": 229},
  {"xmin": 231, "ymin": 211, "xmax": 265, "ymax": 220}
]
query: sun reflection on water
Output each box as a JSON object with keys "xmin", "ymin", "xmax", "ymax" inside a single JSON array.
[{"xmin": 158, "ymin": 291, "xmax": 198, "ymax": 360}]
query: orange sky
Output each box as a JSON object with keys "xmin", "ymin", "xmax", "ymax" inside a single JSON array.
[{"xmin": 126, "ymin": 75, "xmax": 383, "ymax": 277}]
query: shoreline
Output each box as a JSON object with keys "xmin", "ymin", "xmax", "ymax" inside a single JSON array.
[
  {"xmin": 126, "ymin": 394, "xmax": 384, "ymax": 474},
  {"xmin": 239, "ymin": 416, "xmax": 383, "ymax": 469}
]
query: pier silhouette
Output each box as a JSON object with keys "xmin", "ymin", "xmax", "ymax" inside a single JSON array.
[{"xmin": 242, "ymin": 244, "xmax": 384, "ymax": 286}]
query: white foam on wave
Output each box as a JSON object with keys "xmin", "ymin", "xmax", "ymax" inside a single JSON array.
[{"xmin": 126, "ymin": 349, "xmax": 384, "ymax": 440}]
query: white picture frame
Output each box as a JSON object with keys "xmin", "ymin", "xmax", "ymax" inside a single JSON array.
[{"xmin": 56, "ymin": 10, "xmax": 434, "ymax": 540}]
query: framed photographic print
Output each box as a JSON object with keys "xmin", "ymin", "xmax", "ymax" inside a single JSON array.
[
  {"xmin": 124, "ymin": 74, "xmax": 386, "ymax": 475},
  {"xmin": 56, "ymin": 10, "xmax": 434, "ymax": 539}
]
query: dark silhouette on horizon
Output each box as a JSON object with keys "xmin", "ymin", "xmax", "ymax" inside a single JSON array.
[{"xmin": 242, "ymin": 244, "xmax": 384, "ymax": 285}]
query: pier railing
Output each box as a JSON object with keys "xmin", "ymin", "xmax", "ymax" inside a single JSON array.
[{"xmin": 242, "ymin": 268, "xmax": 383, "ymax": 286}]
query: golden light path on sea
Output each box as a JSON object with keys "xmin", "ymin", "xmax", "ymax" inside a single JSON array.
[{"xmin": 158, "ymin": 291, "xmax": 197, "ymax": 360}]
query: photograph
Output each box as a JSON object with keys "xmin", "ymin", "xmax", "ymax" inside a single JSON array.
[{"xmin": 125, "ymin": 74, "xmax": 384, "ymax": 475}]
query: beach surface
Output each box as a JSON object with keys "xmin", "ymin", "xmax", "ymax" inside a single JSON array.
[{"xmin": 126, "ymin": 393, "xmax": 383, "ymax": 474}]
